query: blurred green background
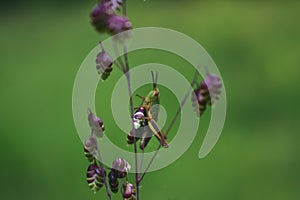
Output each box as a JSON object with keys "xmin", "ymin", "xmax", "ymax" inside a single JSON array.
[{"xmin": 1, "ymin": 0, "xmax": 300, "ymax": 199}]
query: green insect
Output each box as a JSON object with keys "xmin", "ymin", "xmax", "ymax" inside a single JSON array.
[
  {"xmin": 137, "ymin": 71, "xmax": 160, "ymax": 121},
  {"xmin": 134, "ymin": 71, "xmax": 168, "ymax": 149}
]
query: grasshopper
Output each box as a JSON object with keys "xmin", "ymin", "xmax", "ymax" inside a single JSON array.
[{"xmin": 127, "ymin": 71, "xmax": 168, "ymax": 149}]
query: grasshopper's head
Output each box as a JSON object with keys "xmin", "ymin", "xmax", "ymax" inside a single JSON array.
[
  {"xmin": 147, "ymin": 87, "xmax": 159, "ymax": 103},
  {"xmin": 146, "ymin": 71, "xmax": 160, "ymax": 104}
]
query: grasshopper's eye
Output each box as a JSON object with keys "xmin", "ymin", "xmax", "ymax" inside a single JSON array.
[{"xmin": 154, "ymin": 89, "xmax": 160, "ymax": 96}]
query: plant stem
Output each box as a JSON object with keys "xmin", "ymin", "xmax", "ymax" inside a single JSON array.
[
  {"xmin": 122, "ymin": 1, "xmax": 140, "ymax": 199},
  {"xmin": 165, "ymin": 85, "xmax": 194, "ymax": 136},
  {"xmin": 139, "ymin": 148, "xmax": 145, "ymax": 174},
  {"xmin": 112, "ymin": 42, "xmax": 126, "ymax": 73},
  {"xmin": 124, "ymin": 50, "xmax": 140, "ymax": 200},
  {"xmin": 95, "ymin": 148, "xmax": 112, "ymax": 200}
]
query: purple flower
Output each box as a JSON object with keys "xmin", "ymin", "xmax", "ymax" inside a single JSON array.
[
  {"xmin": 84, "ymin": 135, "xmax": 98, "ymax": 162},
  {"xmin": 87, "ymin": 162, "xmax": 105, "ymax": 193},
  {"xmin": 200, "ymin": 73, "xmax": 222, "ymax": 103},
  {"xmin": 192, "ymin": 73, "xmax": 222, "ymax": 116},
  {"xmin": 112, "ymin": 158, "xmax": 131, "ymax": 178},
  {"xmin": 90, "ymin": 2, "xmax": 112, "ymax": 33},
  {"xmin": 107, "ymin": 0, "xmax": 123, "ymax": 12},
  {"xmin": 122, "ymin": 182, "xmax": 135, "ymax": 199},
  {"xmin": 88, "ymin": 108, "xmax": 105, "ymax": 138},
  {"xmin": 96, "ymin": 46, "xmax": 113, "ymax": 81},
  {"xmin": 108, "ymin": 171, "xmax": 119, "ymax": 193},
  {"xmin": 96, "ymin": 51, "xmax": 113, "ymax": 72},
  {"xmin": 91, "ymin": 1, "xmax": 128, "ymax": 34},
  {"xmin": 107, "ymin": 15, "xmax": 132, "ymax": 35}
]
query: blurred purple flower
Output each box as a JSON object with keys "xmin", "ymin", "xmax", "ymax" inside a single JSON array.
[
  {"xmin": 90, "ymin": 2, "xmax": 112, "ymax": 33},
  {"xmin": 201, "ymin": 73, "xmax": 222, "ymax": 103},
  {"xmin": 107, "ymin": 15, "xmax": 132, "ymax": 35},
  {"xmin": 192, "ymin": 73, "xmax": 222, "ymax": 116}
]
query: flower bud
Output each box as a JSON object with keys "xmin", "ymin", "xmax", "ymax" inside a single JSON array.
[
  {"xmin": 88, "ymin": 108, "xmax": 105, "ymax": 138},
  {"xmin": 192, "ymin": 73, "xmax": 222, "ymax": 116},
  {"xmin": 122, "ymin": 182, "xmax": 135, "ymax": 200},
  {"xmin": 90, "ymin": 3, "xmax": 111, "ymax": 33},
  {"xmin": 96, "ymin": 47, "xmax": 114, "ymax": 80},
  {"xmin": 107, "ymin": 0, "xmax": 123, "ymax": 12},
  {"xmin": 87, "ymin": 163, "xmax": 105, "ymax": 193},
  {"xmin": 112, "ymin": 158, "xmax": 131, "ymax": 178},
  {"xmin": 201, "ymin": 73, "xmax": 222, "ymax": 104},
  {"xmin": 107, "ymin": 15, "xmax": 132, "ymax": 35},
  {"xmin": 108, "ymin": 171, "xmax": 119, "ymax": 193},
  {"xmin": 84, "ymin": 135, "xmax": 98, "ymax": 162}
]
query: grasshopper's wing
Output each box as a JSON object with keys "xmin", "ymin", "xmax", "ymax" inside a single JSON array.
[
  {"xmin": 139, "ymin": 126, "xmax": 153, "ymax": 150},
  {"xmin": 149, "ymin": 103, "xmax": 160, "ymax": 121},
  {"xmin": 148, "ymin": 119, "xmax": 168, "ymax": 148},
  {"xmin": 127, "ymin": 127, "xmax": 144, "ymax": 145}
]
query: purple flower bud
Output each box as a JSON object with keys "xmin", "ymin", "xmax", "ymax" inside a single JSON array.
[
  {"xmin": 90, "ymin": 2, "xmax": 111, "ymax": 33},
  {"xmin": 107, "ymin": 15, "xmax": 132, "ymax": 35},
  {"xmin": 96, "ymin": 46, "xmax": 113, "ymax": 80},
  {"xmin": 90, "ymin": 1, "xmax": 125, "ymax": 33},
  {"xmin": 122, "ymin": 182, "xmax": 135, "ymax": 199},
  {"xmin": 107, "ymin": 0, "xmax": 123, "ymax": 13},
  {"xmin": 108, "ymin": 171, "xmax": 119, "ymax": 193},
  {"xmin": 96, "ymin": 43, "xmax": 113, "ymax": 80},
  {"xmin": 84, "ymin": 135, "xmax": 98, "ymax": 162},
  {"xmin": 96, "ymin": 51, "xmax": 113, "ymax": 72},
  {"xmin": 88, "ymin": 108, "xmax": 105, "ymax": 138},
  {"xmin": 87, "ymin": 162, "xmax": 105, "ymax": 193},
  {"xmin": 112, "ymin": 158, "xmax": 131, "ymax": 178},
  {"xmin": 192, "ymin": 73, "xmax": 222, "ymax": 116},
  {"xmin": 201, "ymin": 73, "xmax": 222, "ymax": 103}
]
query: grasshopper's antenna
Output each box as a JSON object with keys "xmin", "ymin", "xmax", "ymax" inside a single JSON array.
[
  {"xmin": 151, "ymin": 71, "xmax": 156, "ymax": 88},
  {"xmin": 155, "ymin": 71, "xmax": 158, "ymax": 88}
]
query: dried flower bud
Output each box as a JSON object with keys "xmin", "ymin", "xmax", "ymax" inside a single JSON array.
[
  {"xmin": 88, "ymin": 108, "xmax": 105, "ymax": 138},
  {"xmin": 87, "ymin": 163, "xmax": 105, "ymax": 193},
  {"xmin": 107, "ymin": 15, "xmax": 132, "ymax": 35},
  {"xmin": 108, "ymin": 171, "xmax": 119, "ymax": 193},
  {"xmin": 84, "ymin": 135, "xmax": 98, "ymax": 162},
  {"xmin": 112, "ymin": 158, "xmax": 131, "ymax": 178},
  {"xmin": 122, "ymin": 182, "xmax": 135, "ymax": 200},
  {"xmin": 192, "ymin": 73, "xmax": 222, "ymax": 116},
  {"xmin": 96, "ymin": 46, "xmax": 113, "ymax": 80}
]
